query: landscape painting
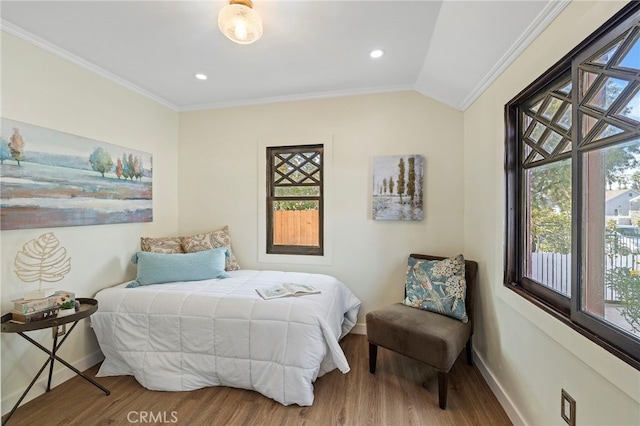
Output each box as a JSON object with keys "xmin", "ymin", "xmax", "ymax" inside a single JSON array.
[
  {"xmin": 372, "ymin": 154, "xmax": 424, "ymax": 221},
  {"xmin": 0, "ymin": 118, "xmax": 152, "ymax": 230}
]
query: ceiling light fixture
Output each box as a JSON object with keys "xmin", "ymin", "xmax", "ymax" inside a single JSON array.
[
  {"xmin": 370, "ymin": 49, "xmax": 384, "ymax": 59},
  {"xmin": 218, "ymin": 0, "xmax": 263, "ymax": 45},
  {"xmin": 195, "ymin": 73, "xmax": 208, "ymax": 80}
]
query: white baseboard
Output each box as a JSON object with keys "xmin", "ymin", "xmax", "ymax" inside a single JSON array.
[
  {"xmin": 350, "ymin": 323, "xmax": 366, "ymax": 335},
  {"xmin": 472, "ymin": 348, "xmax": 525, "ymax": 425},
  {"xmin": 1, "ymin": 350, "xmax": 104, "ymax": 416}
]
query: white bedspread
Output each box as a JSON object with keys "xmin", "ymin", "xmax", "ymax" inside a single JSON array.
[{"xmin": 91, "ymin": 270, "xmax": 361, "ymax": 406}]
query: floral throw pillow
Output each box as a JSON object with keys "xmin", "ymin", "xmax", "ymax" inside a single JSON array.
[
  {"xmin": 140, "ymin": 236, "xmax": 184, "ymax": 254},
  {"xmin": 402, "ymin": 255, "xmax": 468, "ymax": 323},
  {"xmin": 180, "ymin": 225, "xmax": 240, "ymax": 271}
]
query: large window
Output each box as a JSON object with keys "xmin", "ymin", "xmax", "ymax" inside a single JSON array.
[
  {"xmin": 505, "ymin": 3, "xmax": 640, "ymax": 369},
  {"xmin": 266, "ymin": 144, "xmax": 323, "ymax": 255}
]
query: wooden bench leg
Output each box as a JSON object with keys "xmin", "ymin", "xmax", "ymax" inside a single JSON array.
[
  {"xmin": 466, "ymin": 336, "xmax": 473, "ymax": 366},
  {"xmin": 438, "ymin": 371, "xmax": 448, "ymax": 409},
  {"xmin": 369, "ymin": 343, "xmax": 378, "ymax": 374}
]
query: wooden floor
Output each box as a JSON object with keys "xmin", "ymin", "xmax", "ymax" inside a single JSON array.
[{"xmin": 3, "ymin": 334, "xmax": 511, "ymax": 426}]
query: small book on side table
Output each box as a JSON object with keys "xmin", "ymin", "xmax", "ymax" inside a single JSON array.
[{"xmin": 256, "ymin": 283, "xmax": 321, "ymax": 300}]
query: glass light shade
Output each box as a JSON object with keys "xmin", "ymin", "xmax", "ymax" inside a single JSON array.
[{"xmin": 218, "ymin": 2, "xmax": 263, "ymax": 45}]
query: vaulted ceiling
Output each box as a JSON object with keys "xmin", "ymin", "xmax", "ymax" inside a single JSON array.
[{"xmin": 1, "ymin": 1, "xmax": 568, "ymax": 112}]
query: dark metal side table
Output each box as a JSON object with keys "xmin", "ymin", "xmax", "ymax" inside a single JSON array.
[{"xmin": 1, "ymin": 298, "xmax": 110, "ymax": 425}]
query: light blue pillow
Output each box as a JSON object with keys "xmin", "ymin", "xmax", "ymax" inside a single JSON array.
[
  {"xmin": 402, "ymin": 255, "xmax": 468, "ymax": 323},
  {"xmin": 127, "ymin": 247, "xmax": 230, "ymax": 288}
]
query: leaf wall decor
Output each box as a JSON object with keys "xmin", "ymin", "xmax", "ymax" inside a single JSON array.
[{"xmin": 14, "ymin": 232, "xmax": 72, "ymax": 290}]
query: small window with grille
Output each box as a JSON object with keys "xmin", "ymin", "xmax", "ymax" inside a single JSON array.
[{"xmin": 266, "ymin": 144, "xmax": 323, "ymax": 255}]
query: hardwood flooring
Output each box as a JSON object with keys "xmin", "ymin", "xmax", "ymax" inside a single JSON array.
[{"xmin": 3, "ymin": 334, "xmax": 511, "ymax": 425}]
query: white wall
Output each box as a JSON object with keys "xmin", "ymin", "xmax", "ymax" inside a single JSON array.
[
  {"xmin": 178, "ymin": 91, "xmax": 465, "ymax": 326},
  {"xmin": 0, "ymin": 32, "xmax": 180, "ymax": 414},
  {"xmin": 464, "ymin": 1, "xmax": 640, "ymax": 425}
]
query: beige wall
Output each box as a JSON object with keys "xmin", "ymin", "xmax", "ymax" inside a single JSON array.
[
  {"xmin": 464, "ymin": 1, "xmax": 640, "ymax": 425},
  {"xmin": 178, "ymin": 91, "xmax": 465, "ymax": 325},
  {"xmin": 0, "ymin": 32, "xmax": 180, "ymax": 413}
]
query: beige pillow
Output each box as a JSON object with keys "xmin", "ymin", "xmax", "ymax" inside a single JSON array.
[
  {"xmin": 181, "ymin": 226, "xmax": 240, "ymax": 271},
  {"xmin": 140, "ymin": 236, "xmax": 185, "ymax": 254}
]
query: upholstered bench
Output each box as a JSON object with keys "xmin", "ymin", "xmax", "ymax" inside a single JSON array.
[{"xmin": 366, "ymin": 254, "xmax": 478, "ymax": 409}]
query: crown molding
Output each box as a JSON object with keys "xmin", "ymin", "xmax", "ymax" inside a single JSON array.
[
  {"xmin": 1, "ymin": 19, "xmax": 180, "ymax": 112},
  {"xmin": 457, "ymin": 0, "xmax": 571, "ymax": 111}
]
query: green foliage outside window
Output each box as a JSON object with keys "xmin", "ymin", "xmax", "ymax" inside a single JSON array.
[
  {"xmin": 274, "ymin": 186, "xmax": 319, "ymax": 210},
  {"xmin": 605, "ymin": 266, "xmax": 640, "ymax": 333},
  {"xmin": 606, "ymin": 219, "xmax": 640, "ymax": 333},
  {"xmin": 606, "ymin": 145, "xmax": 640, "ymax": 190},
  {"xmin": 530, "ymin": 207, "xmax": 572, "ymax": 254},
  {"xmin": 529, "ymin": 160, "xmax": 572, "ymax": 254}
]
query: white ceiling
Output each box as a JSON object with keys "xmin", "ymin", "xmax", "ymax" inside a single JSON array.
[{"xmin": 0, "ymin": 1, "xmax": 569, "ymax": 112}]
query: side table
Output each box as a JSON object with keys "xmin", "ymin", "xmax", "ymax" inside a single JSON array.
[{"xmin": 1, "ymin": 297, "xmax": 110, "ymax": 425}]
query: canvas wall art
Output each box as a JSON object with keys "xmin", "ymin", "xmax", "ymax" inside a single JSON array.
[
  {"xmin": 372, "ymin": 154, "xmax": 424, "ymax": 220},
  {"xmin": 0, "ymin": 118, "xmax": 153, "ymax": 230}
]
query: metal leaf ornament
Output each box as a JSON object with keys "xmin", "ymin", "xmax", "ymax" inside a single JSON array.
[{"xmin": 14, "ymin": 233, "xmax": 72, "ymax": 290}]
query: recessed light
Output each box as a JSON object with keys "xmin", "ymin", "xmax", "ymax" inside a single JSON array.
[
  {"xmin": 195, "ymin": 73, "xmax": 208, "ymax": 80},
  {"xmin": 370, "ymin": 49, "xmax": 384, "ymax": 59}
]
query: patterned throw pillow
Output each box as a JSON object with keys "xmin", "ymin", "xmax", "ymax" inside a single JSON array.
[
  {"xmin": 180, "ymin": 225, "xmax": 240, "ymax": 271},
  {"xmin": 140, "ymin": 236, "xmax": 184, "ymax": 254},
  {"xmin": 402, "ymin": 255, "xmax": 468, "ymax": 323}
]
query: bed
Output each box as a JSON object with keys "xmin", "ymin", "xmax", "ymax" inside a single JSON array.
[{"xmin": 91, "ymin": 269, "xmax": 361, "ymax": 406}]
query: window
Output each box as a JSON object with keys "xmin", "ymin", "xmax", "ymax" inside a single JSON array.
[
  {"xmin": 266, "ymin": 144, "xmax": 323, "ymax": 255},
  {"xmin": 505, "ymin": 3, "xmax": 640, "ymax": 369}
]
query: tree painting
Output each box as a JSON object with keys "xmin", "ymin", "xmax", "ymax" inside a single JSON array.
[
  {"xmin": 0, "ymin": 117, "xmax": 153, "ymax": 230},
  {"xmin": 115, "ymin": 158, "xmax": 123, "ymax": 179},
  {"xmin": 89, "ymin": 147, "xmax": 114, "ymax": 177},
  {"xmin": 407, "ymin": 156, "xmax": 416, "ymax": 202},
  {"xmin": 9, "ymin": 127, "xmax": 25, "ymax": 166},
  {"xmin": 136, "ymin": 157, "xmax": 144, "ymax": 181},
  {"xmin": 0, "ymin": 138, "xmax": 11, "ymax": 164},
  {"xmin": 373, "ymin": 155, "xmax": 424, "ymax": 220},
  {"xmin": 124, "ymin": 153, "xmax": 134, "ymax": 180},
  {"xmin": 397, "ymin": 157, "xmax": 405, "ymax": 204},
  {"xmin": 133, "ymin": 156, "xmax": 140, "ymax": 180}
]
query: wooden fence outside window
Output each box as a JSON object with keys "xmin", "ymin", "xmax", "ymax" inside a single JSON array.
[{"xmin": 273, "ymin": 210, "xmax": 319, "ymax": 246}]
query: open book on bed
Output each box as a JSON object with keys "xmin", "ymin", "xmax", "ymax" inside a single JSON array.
[{"xmin": 256, "ymin": 283, "xmax": 321, "ymax": 300}]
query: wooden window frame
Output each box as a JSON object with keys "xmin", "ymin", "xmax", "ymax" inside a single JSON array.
[
  {"xmin": 505, "ymin": 2, "xmax": 640, "ymax": 370},
  {"xmin": 266, "ymin": 144, "xmax": 324, "ymax": 256}
]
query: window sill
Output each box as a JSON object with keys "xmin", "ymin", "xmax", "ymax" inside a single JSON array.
[{"xmin": 257, "ymin": 252, "xmax": 333, "ymax": 266}]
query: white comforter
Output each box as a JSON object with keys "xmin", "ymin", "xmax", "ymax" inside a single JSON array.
[{"xmin": 91, "ymin": 270, "xmax": 361, "ymax": 406}]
